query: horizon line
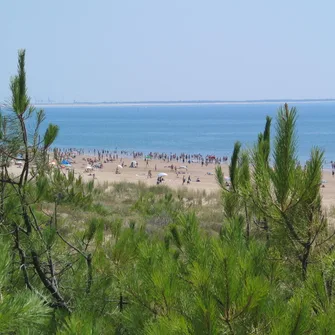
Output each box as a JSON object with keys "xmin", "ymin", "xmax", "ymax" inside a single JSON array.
[
  {"xmin": 2, "ymin": 98, "xmax": 335, "ymax": 109},
  {"xmin": 33, "ymin": 98, "xmax": 335, "ymax": 107}
]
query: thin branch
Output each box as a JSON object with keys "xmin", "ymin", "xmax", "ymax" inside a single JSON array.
[{"xmin": 57, "ymin": 231, "xmax": 87, "ymax": 258}]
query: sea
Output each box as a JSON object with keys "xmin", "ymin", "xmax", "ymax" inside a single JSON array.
[{"xmin": 38, "ymin": 102, "xmax": 335, "ymax": 168}]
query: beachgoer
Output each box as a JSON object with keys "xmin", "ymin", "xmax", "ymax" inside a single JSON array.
[{"xmin": 182, "ymin": 176, "xmax": 186, "ymax": 185}]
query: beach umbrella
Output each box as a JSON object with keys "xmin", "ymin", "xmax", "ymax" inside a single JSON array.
[
  {"xmin": 322, "ymin": 179, "xmax": 327, "ymax": 184},
  {"xmin": 179, "ymin": 165, "xmax": 188, "ymax": 169},
  {"xmin": 117, "ymin": 165, "xmax": 123, "ymax": 169},
  {"xmin": 86, "ymin": 165, "xmax": 93, "ymax": 170},
  {"xmin": 158, "ymin": 172, "xmax": 168, "ymax": 177},
  {"xmin": 61, "ymin": 159, "xmax": 70, "ymax": 165},
  {"xmin": 224, "ymin": 176, "xmax": 231, "ymax": 181}
]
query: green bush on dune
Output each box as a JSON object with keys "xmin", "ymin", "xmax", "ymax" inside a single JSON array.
[{"xmin": 0, "ymin": 50, "xmax": 335, "ymax": 334}]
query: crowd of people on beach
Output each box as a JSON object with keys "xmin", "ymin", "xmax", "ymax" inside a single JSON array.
[
  {"xmin": 49, "ymin": 147, "xmax": 231, "ymax": 185},
  {"xmin": 49, "ymin": 147, "xmax": 335, "ymax": 190},
  {"xmin": 143, "ymin": 152, "xmax": 228, "ymax": 165},
  {"xmin": 40, "ymin": 147, "xmax": 335, "ymax": 193},
  {"xmin": 51, "ymin": 147, "xmax": 230, "ymax": 165}
]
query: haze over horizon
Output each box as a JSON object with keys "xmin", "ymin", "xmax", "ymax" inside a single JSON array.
[{"xmin": 1, "ymin": 0, "xmax": 334, "ymax": 103}]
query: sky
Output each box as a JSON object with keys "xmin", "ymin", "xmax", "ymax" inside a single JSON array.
[{"xmin": 1, "ymin": 0, "xmax": 335, "ymax": 102}]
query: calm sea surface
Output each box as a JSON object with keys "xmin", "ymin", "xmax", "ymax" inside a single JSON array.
[{"xmin": 39, "ymin": 102, "xmax": 335, "ymax": 167}]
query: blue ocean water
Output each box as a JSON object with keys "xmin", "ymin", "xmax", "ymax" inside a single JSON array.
[{"xmin": 40, "ymin": 102, "xmax": 335, "ymax": 167}]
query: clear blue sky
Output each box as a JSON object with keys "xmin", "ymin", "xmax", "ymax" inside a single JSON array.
[{"xmin": 1, "ymin": 0, "xmax": 334, "ymax": 102}]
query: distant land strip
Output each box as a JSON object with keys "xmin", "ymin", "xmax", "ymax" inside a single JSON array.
[{"xmin": 2, "ymin": 99, "xmax": 335, "ymax": 108}]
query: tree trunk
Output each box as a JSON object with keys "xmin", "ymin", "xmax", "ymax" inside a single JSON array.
[{"xmin": 301, "ymin": 244, "xmax": 311, "ymax": 281}]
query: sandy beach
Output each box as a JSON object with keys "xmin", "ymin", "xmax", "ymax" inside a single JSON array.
[
  {"xmin": 23, "ymin": 155, "xmax": 333, "ymax": 210},
  {"xmin": 8, "ymin": 155, "xmax": 335, "ymax": 209},
  {"xmin": 72, "ymin": 156, "xmax": 224, "ymax": 193}
]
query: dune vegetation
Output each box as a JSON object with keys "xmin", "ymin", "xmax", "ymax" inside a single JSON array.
[{"xmin": 1, "ymin": 50, "xmax": 335, "ymax": 334}]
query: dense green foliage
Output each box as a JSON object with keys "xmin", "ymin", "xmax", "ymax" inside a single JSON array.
[{"xmin": 1, "ymin": 50, "xmax": 335, "ymax": 334}]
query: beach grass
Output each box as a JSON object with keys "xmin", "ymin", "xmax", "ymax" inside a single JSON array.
[{"xmin": 55, "ymin": 180, "xmax": 223, "ymax": 234}]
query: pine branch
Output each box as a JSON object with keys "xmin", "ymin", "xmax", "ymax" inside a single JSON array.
[{"xmin": 31, "ymin": 250, "xmax": 71, "ymax": 312}]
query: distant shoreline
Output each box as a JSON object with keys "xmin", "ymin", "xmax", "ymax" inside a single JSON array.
[{"xmin": 32, "ymin": 99, "xmax": 335, "ymax": 108}]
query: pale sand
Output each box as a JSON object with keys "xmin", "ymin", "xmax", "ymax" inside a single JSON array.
[
  {"xmin": 73, "ymin": 157, "xmax": 223, "ymax": 193},
  {"xmin": 8, "ymin": 157, "xmax": 335, "ymax": 209},
  {"xmin": 69, "ymin": 157, "xmax": 335, "ymax": 210}
]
